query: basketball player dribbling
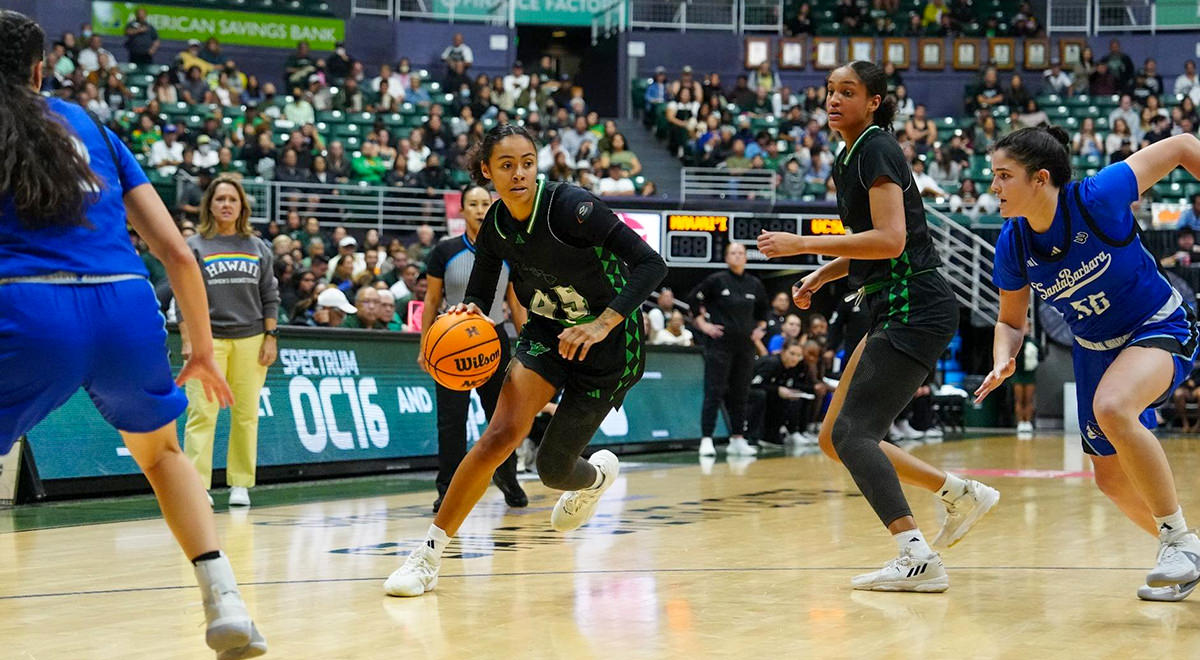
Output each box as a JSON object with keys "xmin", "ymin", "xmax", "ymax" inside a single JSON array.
[{"xmin": 385, "ymin": 124, "xmax": 667, "ymax": 597}]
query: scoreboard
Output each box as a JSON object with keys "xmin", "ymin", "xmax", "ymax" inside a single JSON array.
[{"xmin": 659, "ymin": 211, "xmax": 846, "ymax": 270}]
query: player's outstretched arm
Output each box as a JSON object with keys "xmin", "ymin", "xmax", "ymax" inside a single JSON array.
[
  {"xmin": 125, "ymin": 183, "xmax": 233, "ymax": 407},
  {"xmin": 975, "ymin": 286, "xmax": 1030, "ymax": 404},
  {"xmin": 1123, "ymin": 133, "xmax": 1200, "ymax": 195}
]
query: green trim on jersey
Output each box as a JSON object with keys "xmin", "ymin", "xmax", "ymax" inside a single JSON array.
[
  {"xmin": 612, "ymin": 310, "xmax": 644, "ymax": 402},
  {"xmin": 525, "ymin": 179, "xmax": 547, "ymax": 235},
  {"xmin": 490, "ymin": 203, "xmax": 508, "ymax": 241},
  {"xmin": 490, "ymin": 179, "xmax": 546, "ymax": 241},
  {"xmin": 839, "ymin": 124, "xmax": 882, "ymax": 168},
  {"xmin": 593, "ymin": 246, "xmax": 627, "ymax": 292}
]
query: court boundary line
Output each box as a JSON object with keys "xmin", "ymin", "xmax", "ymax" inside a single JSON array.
[{"xmin": 0, "ymin": 565, "xmax": 1153, "ymax": 601}]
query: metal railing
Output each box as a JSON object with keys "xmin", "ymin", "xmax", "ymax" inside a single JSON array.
[
  {"xmin": 630, "ymin": 0, "xmax": 740, "ymax": 31},
  {"xmin": 1046, "ymin": 0, "xmax": 1200, "ymax": 33},
  {"xmin": 179, "ymin": 177, "xmax": 460, "ymax": 235},
  {"xmin": 1046, "ymin": 0, "xmax": 1092, "ymax": 32},
  {"xmin": 354, "ymin": 0, "xmax": 512, "ymax": 24},
  {"xmin": 680, "ymin": 167, "xmax": 776, "ymax": 204},
  {"xmin": 350, "ymin": 0, "xmax": 395, "ymax": 16},
  {"xmin": 592, "ymin": 0, "xmax": 628, "ymax": 44},
  {"xmin": 1095, "ymin": 0, "xmax": 1154, "ymax": 32},
  {"xmin": 740, "ymin": 0, "xmax": 783, "ymax": 32},
  {"xmin": 925, "ymin": 205, "xmax": 1000, "ymax": 325}
]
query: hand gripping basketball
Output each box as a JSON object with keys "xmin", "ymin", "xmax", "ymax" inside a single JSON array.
[{"xmin": 424, "ymin": 308, "xmax": 502, "ymax": 391}]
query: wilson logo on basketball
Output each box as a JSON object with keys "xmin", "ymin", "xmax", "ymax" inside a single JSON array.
[{"xmin": 453, "ymin": 349, "xmax": 500, "ymax": 373}]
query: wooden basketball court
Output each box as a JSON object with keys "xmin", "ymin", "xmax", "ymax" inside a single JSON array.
[{"xmin": 2, "ymin": 434, "xmax": 1197, "ymax": 658}]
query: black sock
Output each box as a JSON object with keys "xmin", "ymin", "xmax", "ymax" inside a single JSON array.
[{"xmin": 191, "ymin": 550, "xmax": 222, "ymax": 565}]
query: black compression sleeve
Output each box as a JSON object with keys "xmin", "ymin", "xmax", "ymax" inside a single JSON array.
[
  {"xmin": 603, "ymin": 221, "xmax": 668, "ymax": 318},
  {"xmin": 462, "ymin": 237, "xmax": 503, "ymax": 311}
]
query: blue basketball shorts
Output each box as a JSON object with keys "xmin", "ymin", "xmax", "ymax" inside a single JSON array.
[
  {"xmin": 0, "ymin": 279, "xmax": 188, "ymax": 453},
  {"xmin": 1073, "ymin": 305, "xmax": 1199, "ymax": 456}
]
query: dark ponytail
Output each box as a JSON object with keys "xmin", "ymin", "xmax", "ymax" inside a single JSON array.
[
  {"xmin": 991, "ymin": 123, "xmax": 1072, "ymax": 187},
  {"xmin": 847, "ymin": 60, "xmax": 896, "ymax": 131},
  {"xmin": 465, "ymin": 122, "xmax": 539, "ymax": 187},
  {"xmin": 0, "ymin": 10, "xmax": 100, "ymax": 229}
]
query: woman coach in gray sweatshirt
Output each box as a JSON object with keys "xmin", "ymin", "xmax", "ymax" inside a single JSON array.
[{"xmin": 181, "ymin": 174, "xmax": 280, "ymax": 507}]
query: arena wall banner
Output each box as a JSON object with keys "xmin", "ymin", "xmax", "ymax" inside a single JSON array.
[
  {"xmin": 26, "ymin": 329, "xmax": 718, "ymax": 483},
  {"xmin": 430, "ymin": 0, "xmax": 621, "ymax": 26},
  {"xmin": 92, "ymin": 2, "xmax": 345, "ymax": 50},
  {"xmin": 1155, "ymin": 0, "xmax": 1200, "ymax": 29}
]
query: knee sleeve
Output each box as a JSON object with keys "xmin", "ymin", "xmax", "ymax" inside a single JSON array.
[
  {"xmin": 829, "ymin": 337, "xmax": 931, "ymax": 526},
  {"xmin": 536, "ymin": 395, "xmax": 612, "ymax": 491}
]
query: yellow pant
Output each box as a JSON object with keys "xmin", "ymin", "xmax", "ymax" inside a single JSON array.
[{"xmin": 184, "ymin": 335, "xmax": 269, "ymax": 489}]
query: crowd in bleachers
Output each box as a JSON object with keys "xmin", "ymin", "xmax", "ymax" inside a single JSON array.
[
  {"xmin": 782, "ymin": 0, "xmax": 1043, "ymax": 38},
  {"xmin": 39, "ymin": 17, "xmax": 670, "ymax": 333},
  {"xmin": 641, "ymin": 30, "xmax": 1200, "ymax": 223},
  {"xmin": 41, "ymin": 22, "xmax": 657, "ymax": 218}
]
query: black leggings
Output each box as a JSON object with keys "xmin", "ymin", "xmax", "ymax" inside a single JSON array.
[
  {"xmin": 534, "ymin": 390, "xmax": 614, "ymax": 491},
  {"xmin": 435, "ymin": 325, "xmax": 518, "ymax": 497},
  {"xmin": 831, "ymin": 336, "xmax": 933, "ymax": 526},
  {"xmin": 701, "ymin": 344, "xmax": 755, "ymax": 437}
]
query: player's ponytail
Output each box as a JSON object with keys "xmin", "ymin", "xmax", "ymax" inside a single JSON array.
[
  {"xmin": 0, "ymin": 10, "xmax": 100, "ymax": 229},
  {"xmin": 991, "ymin": 123, "xmax": 1073, "ymax": 187},
  {"xmin": 847, "ymin": 60, "xmax": 896, "ymax": 131},
  {"xmin": 465, "ymin": 122, "xmax": 539, "ymax": 188}
]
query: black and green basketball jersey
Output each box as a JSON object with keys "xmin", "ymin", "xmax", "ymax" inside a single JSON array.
[
  {"xmin": 467, "ymin": 179, "xmax": 630, "ymax": 327},
  {"xmin": 832, "ymin": 125, "xmax": 942, "ymax": 292}
]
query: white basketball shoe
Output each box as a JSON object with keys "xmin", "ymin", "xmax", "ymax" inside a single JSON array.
[
  {"xmin": 1147, "ymin": 531, "xmax": 1200, "ymax": 588},
  {"xmin": 931, "ymin": 479, "xmax": 1000, "ymax": 549},
  {"xmin": 384, "ymin": 542, "xmax": 442, "ymax": 597},
  {"xmin": 551, "ymin": 450, "xmax": 620, "ymax": 532},
  {"xmin": 852, "ymin": 547, "xmax": 949, "ymax": 593}
]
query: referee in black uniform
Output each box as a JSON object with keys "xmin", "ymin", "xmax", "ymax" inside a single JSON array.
[
  {"xmin": 688, "ymin": 242, "xmax": 768, "ymax": 457},
  {"xmin": 421, "ymin": 185, "xmax": 527, "ymax": 513}
]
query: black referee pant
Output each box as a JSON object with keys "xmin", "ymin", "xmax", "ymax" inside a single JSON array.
[
  {"xmin": 434, "ymin": 324, "xmax": 520, "ymax": 498},
  {"xmin": 700, "ymin": 342, "xmax": 755, "ymax": 438}
]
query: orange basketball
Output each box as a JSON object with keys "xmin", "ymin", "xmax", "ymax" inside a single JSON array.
[{"xmin": 424, "ymin": 313, "xmax": 503, "ymax": 391}]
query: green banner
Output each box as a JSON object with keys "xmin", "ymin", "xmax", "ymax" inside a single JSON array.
[
  {"xmin": 1156, "ymin": 0, "xmax": 1200, "ymax": 28},
  {"xmin": 27, "ymin": 328, "xmax": 720, "ymax": 482},
  {"xmin": 92, "ymin": 1, "xmax": 345, "ymax": 50},
  {"xmin": 432, "ymin": 0, "xmax": 622, "ymax": 26}
]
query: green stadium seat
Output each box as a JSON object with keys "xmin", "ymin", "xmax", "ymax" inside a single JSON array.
[
  {"xmin": 1154, "ymin": 182, "xmax": 1186, "ymax": 199},
  {"xmin": 974, "ymin": 215, "xmax": 1006, "ymax": 226},
  {"xmin": 317, "ymin": 110, "xmax": 344, "ymax": 123}
]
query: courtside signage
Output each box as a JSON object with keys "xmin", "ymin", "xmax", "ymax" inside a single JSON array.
[
  {"xmin": 27, "ymin": 333, "xmax": 714, "ymax": 481},
  {"xmin": 92, "ymin": 2, "xmax": 345, "ymax": 50}
]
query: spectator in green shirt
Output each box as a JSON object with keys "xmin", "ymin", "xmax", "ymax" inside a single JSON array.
[
  {"xmin": 352, "ymin": 140, "xmax": 389, "ymax": 183},
  {"xmin": 341, "ymin": 286, "xmax": 384, "ymax": 329},
  {"xmin": 129, "ymin": 113, "xmax": 161, "ymax": 154}
]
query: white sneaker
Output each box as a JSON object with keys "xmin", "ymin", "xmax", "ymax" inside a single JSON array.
[
  {"xmin": 551, "ymin": 450, "xmax": 620, "ymax": 532},
  {"xmin": 726, "ymin": 437, "xmax": 759, "ymax": 456},
  {"xmin": 698, "ymin": 436, "xmax": 716, "ymax": 457},
  {"xmin": 923, "ymin": 427, "xmax": 944, "ymax": 442},
  {"xmin": 896, "ymin": 419, "xmax": 924, "ymax": 440},
  {"xmin": 207, "ymin": 492, "xmax": 215, "ymax": 507},
  {"xmin": 194, "ymin": 555, "xmax": 255, "ymax": 653},
  {"xmin": 217, "ymin": 623, "xmax": 268, "ymax": 660},
  {"xmin": 1138, "ymin": 576, "xmax": 1200, "ymax": 602},
  {"xmin": 1147, "ymin": 532, "xmax": 1200, "ymax": 587},
  {"xmin": 852, "ymin": 547, "xmax": 949, "ymax": 592},
  {"xmin": 1016, "ymin": 421, "xmax": 1033, "ymax": 434},
  {"xmin": 888, "ymin": 424, "xmax": 904, "ymax": 441},
  {"xmin": 931, "ymin": 480, "xmax": 1000, "ymax": 549},
  {"xmin": 228, "ymin": 487, "xmax": 250, "ymax": 507},
  {"xmin": 384, "ymin": 542, "xmax": 442, "ymax": 597}
]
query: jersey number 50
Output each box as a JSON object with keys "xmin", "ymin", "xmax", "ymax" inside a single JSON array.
[
  {"xmin": 531, "ymin": 286, "xmax": 591, "ymax": 322},
  {"xmin": 1069, "ymin": 292, "xmax": 1111, "ymax": 318}
]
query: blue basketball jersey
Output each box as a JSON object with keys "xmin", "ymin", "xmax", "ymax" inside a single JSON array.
[
  {"xmin": 993, "ymin": 162, "xmax": 1175, "ymax": 346},
  {"xmin": 0, "ymin": 97, "xmax": 148, "ymax": 279}
]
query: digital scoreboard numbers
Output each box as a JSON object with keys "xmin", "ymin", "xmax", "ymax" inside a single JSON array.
[{"xmin": 662, "ymin": 212, "xmax": 846, "ymax": 269}]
